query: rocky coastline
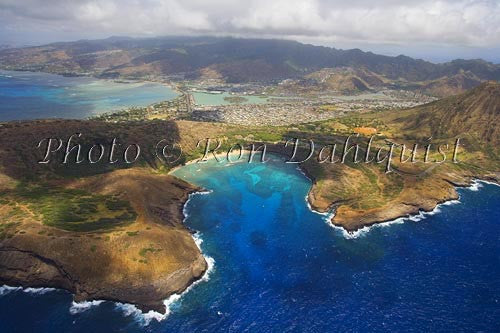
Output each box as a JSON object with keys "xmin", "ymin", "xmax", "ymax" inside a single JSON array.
[{"xmin": 0, "ymin": 168, "xmax": 208, "ymax": 313}]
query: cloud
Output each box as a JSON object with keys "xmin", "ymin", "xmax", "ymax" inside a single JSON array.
[
  {"xmin": 228, "ymin": 0, "xmax": 500, "ymax": 47},
  {"xmin": 0, "ymin": 0, "xmax": 499, "ymax": 58}
]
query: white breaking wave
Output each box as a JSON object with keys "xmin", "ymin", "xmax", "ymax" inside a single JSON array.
[
  {"xmin": 0, "ymin": 285, "xmax": 22, "ymax": 296},
  {"xmin": 114, "ymin": 190, "xmax": 216, "ymax": 326},
  {"xmin": 467, "ymin": 179, "xmax": 500, "ymax": 191},
  {"xmin": 69, "ymin": 300, "xmax": 105, "ymax": 314},
  {"xmin": 329, "ymin": 198, "xmax": 461, "ymax": 239},
  {"xmin": 0, "ymin": 189, "xmax": 217, "ymax": 326},
  {"xmin": 113, "ymin": 233, "xmax": 215, "ymax": 326},
  {"xmin": 23, "ymin": 287, "xmax": 56, "ymax": 295},
  {"xmin": 309, "ymin": 178, "xmax": 498, "ymax": 239},
  {"xmin": 467, "ymin": 180, "xmax": 483, "ymax": 191},
  {"xmin": 114, "ymin": 303, "xmax": 168, "ymax": 325},
  {"xmin": 478, "ymin": 179, "xmax": 500, "ymax": 187},
  {"xmin": 0, "ymin": 285, "xmax": 56, "ymax": 296},
  {"xmin": 182, "ymin": 190, "xmax": 213, "ymax": 221},
  {"xmin": 296, "ymin": 166, "xmax": 312, "ymax": 182}
]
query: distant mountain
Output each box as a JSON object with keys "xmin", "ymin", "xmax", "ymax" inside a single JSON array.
[
  {"xmin": 276, "ymin": 67, "xmax": 386, "ymax": 94},
  {"xmin": 0, "ymin": 36, "xmax": 499, "ymax": 94},
  {"xmin": 418, "ymin": 71, "xmax": 483, "ymax": 98},
  {"xmin": 392, "ymin": 81, "xmax": 500, "ymax": 146}
]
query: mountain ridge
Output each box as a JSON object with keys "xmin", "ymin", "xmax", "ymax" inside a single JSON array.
[
  {"xmin": 1, "ymin": 36, "xmax": 499, "ymax": 91},
  {"xmin": 373, "ymin": 81, "xmax": 500, "ymax": 152}
]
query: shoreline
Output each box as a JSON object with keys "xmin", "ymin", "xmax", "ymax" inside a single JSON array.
[
  {"xmin": 321, "ymin": 179, "xmax": 499, "ymax": 238},
  {"xmin": 168, "ymin": 149, "xmax": 261, "ymax": 175},
  {"xmin": 0, "ymin": 188, "xmax": 216, "ymax": 325},
  {"xmin": 71, "ymin": 185, "xmax": 218, "ymax": 322},
  {"xmin": 170, "ymin": 151, "xmax": 500, "ymax": 239},
  {"xmin": 0, "ymin": 68, "xmax": 180, "ymax": 118},
  {"xmin": 1, "ymin": 148, "xmax": 498, "ymax": 322},
  {"xmin": 0, "ymin": 166, "xmax": 210, "ymax": 319}
]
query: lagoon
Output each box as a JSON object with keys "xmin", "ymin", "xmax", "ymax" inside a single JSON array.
[
  {"xmin": 192, "ymin": 91, "xmax": 271, "ymax": 106},
  {"xmin": 0, "ymin": 70, "xmax": 178, "ymax": 121},
  {"xmin": 1, "ymin": 156, "xmax": 499, "ymax": 332}
]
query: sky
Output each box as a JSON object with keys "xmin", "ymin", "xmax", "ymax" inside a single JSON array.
[{"xmin": 0, "ymin": 0, "xmax": 499, "ymax": 63}]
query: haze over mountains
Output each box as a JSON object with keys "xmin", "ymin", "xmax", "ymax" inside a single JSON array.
[{"xmin": 0, "ymin": 36, "xmax": 499, "ymax": 97}]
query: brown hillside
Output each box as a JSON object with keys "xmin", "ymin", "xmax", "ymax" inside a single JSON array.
[
  {"xmin": 419, "ymin": 71, "xmax": 482, "ymax": 98},
  {"xmin": 392, "ymin": 81, "xmax": 500, "ymax": 146}
]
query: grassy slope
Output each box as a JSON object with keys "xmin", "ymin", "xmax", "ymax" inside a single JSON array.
[
  {"xmin": 0, "ymin": 120, "xmax": 207, "ymax": 312},
  {"xmin": 297, "ymin": 83, "xmax": 499, "ymax": 230},
  {"xmin": 173, "ymin": 82, "xmax": 500, "ymax": 231},
  {"xmin": 1, "ymin": 81, "xmax": 498, "ymax": 307}
]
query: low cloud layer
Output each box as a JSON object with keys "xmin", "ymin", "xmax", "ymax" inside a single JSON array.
[{"xmin": 1, "ymin": 0, "xmax": 499, "ymax": 61}]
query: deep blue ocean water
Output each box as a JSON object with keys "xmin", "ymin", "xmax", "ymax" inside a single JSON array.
[
  {"xmin": 0, "ymin": 70, "xmax": 177, "ymax": 121},
  {"xmin": 1, "ymin": 156, "xmax": 499, "ymax": 332}
]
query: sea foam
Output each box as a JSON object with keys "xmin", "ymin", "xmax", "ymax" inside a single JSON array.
[
  {"xmin": 308, "ymin": 191, "xmax": 468, "ymax": 239},
  {"xmin": 467, "ymin": 179, "xmax": 500, "ymax": 191},
  {"xmin": 114, "ymin": 190, "xmax": 216, "ymax": 325},
  {"xmin": 0, "ymin": 190, "xmax": 216, "ymax": 325},
  {"xmin": 22, "ymin": 287, "xmax": 56, "ymax": 295},
  {"xmin": 0, "ymin": 285, "xmax": 22, "ymax": 296},
  {"xmin": 0, "ymin": 285, "xmax": 56, "ymax": 296},
  {"xmin": 327, "ymin": 198, "xmax": 461, "ymax": 239},
  {"xmin": 182, "ymin": 190, "xmax": 213, "ymax": 220},
  {"xmin": 69, "ymin": 300, "xmax": 105, "ymax": 314},
  {"xmin": 311, "ymin": 179, "xmax": 498, "ymax": 238},
  {"xmin": 113, "ymin": 233, "xmax": 215, "ymax": 326},
  {"xmin": 467, "ymin": 180, "xmax": 483, "ymax": 191}
]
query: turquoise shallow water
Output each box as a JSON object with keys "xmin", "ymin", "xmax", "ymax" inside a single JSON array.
[
  {"xmin": 192, "ymin": 92, "xmax": 271, "ymax": 105},
  {"xmin": 0, "ymin": 70, "xmax": 177, "ymax": 120},
  {"xmin": 1, "ymin": 155, "xmax": 499, "ymax": 332}
]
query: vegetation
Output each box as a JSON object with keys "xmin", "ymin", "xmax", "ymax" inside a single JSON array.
[
  {"xmin": 139, "ymin": 246, "xmax": 162, "ymax": 257},
  {"xmin": 223, "ymin": 96, "xmax": 248, "ymax": 104},
  {"xmin": 0, "ymin": 184, "xmax": 137, "ymax": 232},
  {"xmin": 0, "ymin": 221, "xmax": 22, "ymax": 240},
  {"xmin": 2, "ymin": 36, "xmax": 499, "ymax": 86}
]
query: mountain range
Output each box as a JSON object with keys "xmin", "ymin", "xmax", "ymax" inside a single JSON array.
[{"xmin": 0, "ymin": 36, "xmax": 499, "ymax": 96}]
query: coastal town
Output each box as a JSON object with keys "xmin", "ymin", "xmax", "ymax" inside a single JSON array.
[
  {"xmin": 0, "ymin": 14, "xmax": 499, "ymax": 332},
  {"xmin": 94, "ymin": 80, "xmax": 436, "ymax": 126}
]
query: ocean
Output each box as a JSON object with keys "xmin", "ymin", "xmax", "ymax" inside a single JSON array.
[
  {"xmin": 1, "ymin": 156, "xmax": 499, "ymax": 332},
  {"xmin": 0, "ymin": 70, "xmax": 177, "ymax": 121}
]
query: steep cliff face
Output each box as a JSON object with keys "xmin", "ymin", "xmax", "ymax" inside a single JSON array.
[
  {"xmin": 297, "ymin": 83, "xmax": 500, "ymax": 231},
  {"xmin": 0, "ymin": 168, "xmax": 207, "ymax": 312},
  {"xmin": 0, "ymin": 120, "xmax": 207, "ymax": 312}
]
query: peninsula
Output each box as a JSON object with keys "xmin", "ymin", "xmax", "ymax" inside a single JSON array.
[
  {"xmin": 1, "ymin": 83, "xmax": 499, "ymax": 312},
  {"xmin": 0, "ymin": 36, "xmax": 498, "ymax": 314}
]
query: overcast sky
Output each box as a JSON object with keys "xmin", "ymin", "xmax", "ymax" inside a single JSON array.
[{"xmin": 0, "ymin": 0, "xmax": 499, "ymax": 63}]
